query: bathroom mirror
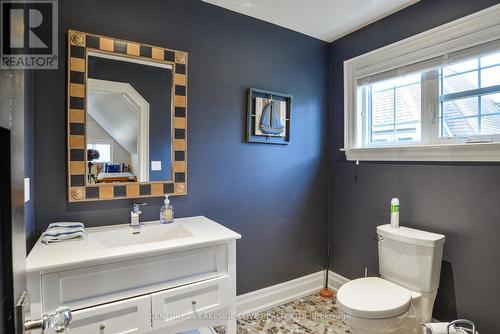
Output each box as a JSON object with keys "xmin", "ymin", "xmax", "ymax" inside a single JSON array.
[
  {"xmin": 67, "ymin": 30, "xmax": 188, "ymax": 202},
  {"xmin": 86, "ymin": 53, "xmax": 172, "ymax": 184}
]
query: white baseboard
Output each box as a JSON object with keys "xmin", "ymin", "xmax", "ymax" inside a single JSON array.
[
  {"xmin": 328, "ymin": 270, "xmax": 350, "ymax": 291},
  {"xmin": 236, "ymin": 270, "xmax": 352, "ymax": 316},
  {"xmin": 236, "ymin": 270, "xmax": 326, "ymax": 315},
  {"xmin": 179, "ymin": 328, "xmax": 215, "ymax": 334},
  {"xmin": 194, "ymin": 271, "xmax": 351, "ymax": 333}
]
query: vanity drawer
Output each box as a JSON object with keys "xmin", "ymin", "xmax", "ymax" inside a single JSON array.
[
  {"xmin": 69, "ymin": 295, "xmax": 151, "ymax": 334},
  {"xmin": 42, "ymin": 245, "xmax": 228, "ymax": 312},
  {"xmin": 151, "ymin": 276, "xmax": 229, "ymax": 330}
]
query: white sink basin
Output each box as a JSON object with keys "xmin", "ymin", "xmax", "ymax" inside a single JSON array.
[{"xmin": 89, "ymin": 223, "xmax": 193, "ymax": 248}]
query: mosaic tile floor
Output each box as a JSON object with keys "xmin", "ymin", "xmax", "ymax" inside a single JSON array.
[{"xmin": 215, "ymin": 293, "xmax": 352, "ymax": 334}]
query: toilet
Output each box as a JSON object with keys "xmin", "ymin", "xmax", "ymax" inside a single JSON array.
[{"xmin": 337, "ymin": 224, "xmax": 445, "ymax": 334}]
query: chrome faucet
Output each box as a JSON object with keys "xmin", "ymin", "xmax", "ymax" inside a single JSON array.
[{"xmin": 131, "ymin": 203, "xmax": 147, "ymax": 228}]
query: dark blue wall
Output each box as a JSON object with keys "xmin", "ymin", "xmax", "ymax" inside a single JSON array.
[
  {"xmin": 329, "ymin": 0, "xmax": 500, "ymax": 331},
  {"xmin": 32, "ymin": 0, "xmax": 329, "ymax": 295}
]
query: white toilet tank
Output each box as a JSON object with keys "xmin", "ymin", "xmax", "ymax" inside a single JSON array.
[{"xmin": 377, "ymin": 224, "xmax": 445, "ymax": 293}]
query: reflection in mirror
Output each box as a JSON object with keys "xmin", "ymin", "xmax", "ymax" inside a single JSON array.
[{"xmin": 86, "ymin": 52, "xmax": 173, "ymax": 184}]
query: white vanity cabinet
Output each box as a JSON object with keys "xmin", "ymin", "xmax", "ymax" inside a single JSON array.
[
  {"xmin": 151, "ymin": 276, "xmax": 230, "ymax": 331},
  {"xmin": 69, "ymin": 295, "xmax": 152, "ymax": 334},
  {"xmin": 26, "ymin": 217, "xmax": 241, "ymax": 334}
]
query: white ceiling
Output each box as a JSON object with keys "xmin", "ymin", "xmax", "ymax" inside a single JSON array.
[
  {"xmin": 88, "ymin": 89, "xmax": 140, "ymax": 155},
  {"xmin": 202, "ymin": 0, "xmax": 419, "ymax": 42}
]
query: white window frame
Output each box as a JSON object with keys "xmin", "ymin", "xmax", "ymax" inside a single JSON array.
[{"xmin": 343, "ymin": 4, "xmax": 500, "ymax": 162}]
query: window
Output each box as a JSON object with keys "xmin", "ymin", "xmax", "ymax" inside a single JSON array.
[
  {"xmin": 359, "ymin": 52, "xmax": 500, "ymax": 146},
  {"xmin": 439, "ymin": 52, "xmax": 500, "ymax": 139},
  {"xmin": 365, "ymin": 74, "xmax": 422, "ymax": 145},
  {"xmin": 87, "ymin": 141, "xmax": 112, "ymax": 163},
  {"xmin": 344, "ymin": 5, "xmax": 500, "ymax": 161}
]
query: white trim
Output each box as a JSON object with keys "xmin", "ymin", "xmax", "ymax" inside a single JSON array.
[
  {"xmin": 346, "ymin": 4, "xmax": 500, "ymax": 81},
  {"xmin": 344, "ymin": 142, "xmax": 500, "ymax": 162},
  {"xmin": 88, "ymin": 51, "xmax": 173, "ymax": 69},
  {"xmin": 178, "ymin": 328, "xmax": 216, "ymax": 334},
  {"xmin": 236, "ymin": 271, "xmax": 325, "ymax": 315},
  {"xmin": 88, "ymin": 78, "xmax": 150, "ymax": 181},
  {"xmin": 328, "ymin": 270, "xmax": 350, "ymax": 291},
  {"xmin": 343, "ymin": 4, "xmax": 500, "ymax": 162},
  {"xmin": 235, "ymin": 270, "xmax": 351, "ymax": 316},
  {"xmin": 327, "ymin": 0, "xmax": 420, "ymax": 43}
]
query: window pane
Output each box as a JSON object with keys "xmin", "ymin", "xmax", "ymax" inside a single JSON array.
[
  {"xmin": 481, "ymin": 115, "xmax": 500, "ymax": 135},
  {"xmin": 372, "ymin": 89, "xmax": 394, "ymax": 126},
  {"xmin": 481, "ymin": 93, "xmax": 500, "ymax": 115},
  {"xmin": 395, "ymin": 84, "xmax": 421, "ymax": 123},
  {"xmin": 371, "ymin": 89, "xmax": 394, "ymax": 143},
  {"xmin": 369, "ymin": 75, "xmax": 421, "ymax": 144},
  {"xmin": 442, "ymin": 97, "xmax": 478, "ymax": 118},
  {"xmin": 87, "ymin": 143, "xmax": 111, "ymax": 163},
  {"xmin": 439, "ymin": 54, "xmax": 500, "ymax": 139},
  {"xmin": 442, "ymin": 71, "xmax": 478, "ymax": 94},
  {"xmin": 443, "ymin": 117, "xmax": 479, "ymax": 138},
  {"xmin": 441, "ymin": 97, "xmax": 479, "ymax": 138},
  {"xmin": 480, "ymin": 51, "xmax": 500, "ymax": 67},
  {"xmin": 395, "ymin": 122, "xmax": 421, "ymax": 142},
  {"xmin": 442, "ymin": 59, "xmax": 478, "ymax": 76},
  {"xmin": 480, "ymin": 65, "xmax": 500, "ymax": 88},
  {"xmin": 395, "ymin": 83, "xmax": 421, "ymax": 142},
  {"xmin": 371, "ymin": 124, "xmax": 395, "ymax": 143}
]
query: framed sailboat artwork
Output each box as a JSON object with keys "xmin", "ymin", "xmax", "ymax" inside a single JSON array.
[{"xmin": 246, "ymin": 88, "xmax": 292, "ymax": 144}]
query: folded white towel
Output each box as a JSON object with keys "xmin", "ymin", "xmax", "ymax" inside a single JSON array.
[
  {"xmin": 42, "ymin": 222, "xmax": 86, "ymax": 244},
  {"xmin": 48, "ymin": 222, "xmax": 84, "ymax": 229}
]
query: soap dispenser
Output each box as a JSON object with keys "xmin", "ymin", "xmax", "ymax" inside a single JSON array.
[{"xmin": 160, "ymin": 195, "xmax": 174, "ymax": 224}]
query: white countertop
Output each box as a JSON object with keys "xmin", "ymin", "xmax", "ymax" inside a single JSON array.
[{"xmin": 26, "ymin": 216, "xmax": 241, "ymax": 273}]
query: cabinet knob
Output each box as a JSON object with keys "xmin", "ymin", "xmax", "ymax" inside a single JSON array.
[
  {"xmin": 24, "ymin": 306, "xmax": 72, "ymax": 333},
  {"xmin": 191, "ymin": 300, "xmax": 197, "ymax": 306},
  {"xmin": 100, "ymin": 324, "xmax": 106, "ymax": 330}
]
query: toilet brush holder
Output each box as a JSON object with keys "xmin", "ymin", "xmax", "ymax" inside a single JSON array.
[
  {"xmin": 422, "ymin": 319, "xmax": 477, "ymax": 334},
  {"xmin": 448, "ymin": 319, "xmax": 477, "ymax": 334}
]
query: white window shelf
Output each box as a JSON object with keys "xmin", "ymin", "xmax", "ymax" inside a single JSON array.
[{"xmin": 342, "ymin": 142, "xmax": 500, "ymax": 162}]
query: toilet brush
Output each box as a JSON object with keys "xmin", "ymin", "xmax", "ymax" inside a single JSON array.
[{"xmin": 319, "ymin": 243, "xmax": 335, "ymax": 298}]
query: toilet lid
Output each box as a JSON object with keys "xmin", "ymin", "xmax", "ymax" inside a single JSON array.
[{"xmin": 337, "ymin": 277, "xmax": 412, "ymax": 319}]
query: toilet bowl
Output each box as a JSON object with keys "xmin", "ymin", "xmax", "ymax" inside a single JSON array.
[
  {"xmin": 336, "ymin": 225, "xmax": 445, "ymax": 334},
  {"xmin": 337, "ymin": 277, "xmax": 413, "ymax": 334}
]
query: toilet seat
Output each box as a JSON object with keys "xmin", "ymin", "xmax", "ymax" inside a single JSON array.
[{"xmin": 337, "ymin": 277, "xmax": 412, "ymax": 319}]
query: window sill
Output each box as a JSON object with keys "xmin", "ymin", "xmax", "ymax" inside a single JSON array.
[{"xmin": 342, "ymin": 142, "xmax": 500, "ymax": 162}]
